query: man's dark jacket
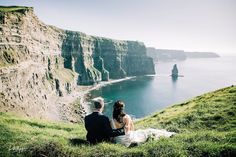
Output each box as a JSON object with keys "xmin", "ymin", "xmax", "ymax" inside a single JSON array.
[{"xmin": 84, "ymin": 112, "xmax": 124, "ymax": 144}]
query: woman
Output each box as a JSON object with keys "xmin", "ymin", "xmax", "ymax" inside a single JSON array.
[{"xmin": 111, "ymin": 100, "xmax": 176, "ymax": 147}]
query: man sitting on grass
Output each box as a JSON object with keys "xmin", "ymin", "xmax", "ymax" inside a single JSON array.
[{"xmin": 84, "ymin": 97, "xmax": 125, "ymax": 144}]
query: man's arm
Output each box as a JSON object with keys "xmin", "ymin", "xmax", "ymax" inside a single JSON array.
[
  {"xmin": 104, "ymin": 117, "xmax": 125, "ymax": 137},
  {"xmin": 84, "ymin": 116, "xmax": 89, "ymax": 131}
]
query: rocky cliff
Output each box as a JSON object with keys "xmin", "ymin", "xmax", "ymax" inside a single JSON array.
[
  {"xmin": 0, "ymin": 6, "xmax": 155, "ymax": 121},
  {"xmin": 62, "ymin": 31, "xmax": 155, "ymax": 85}
]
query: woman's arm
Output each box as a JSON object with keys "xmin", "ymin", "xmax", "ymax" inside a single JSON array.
[{"xmin": 123, "ymin": 115, "xmax": 134, "ymax": 133}]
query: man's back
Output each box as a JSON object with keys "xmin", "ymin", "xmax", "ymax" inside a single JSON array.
[{"xmin": 84, "ymin": 112, "xmax": 112, "ymax": 144}]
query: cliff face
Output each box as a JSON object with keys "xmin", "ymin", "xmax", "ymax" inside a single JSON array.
[
  {"xmin": 0, "ymin": 7, "xmax": 155, "ymax": 121},
  {"xmin": 0, "ymin": 7, "xmax": 82, "ymax": 122},
  {"xmin": 62, "ymin": 31, "xmax": 155, "ymax": 85}
]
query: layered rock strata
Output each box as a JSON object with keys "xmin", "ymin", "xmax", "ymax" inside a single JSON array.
[{"xmin": 0, "ymin": 7, "xmax": 155, "ymax": 121}]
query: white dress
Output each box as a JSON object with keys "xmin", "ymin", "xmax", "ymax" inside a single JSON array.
[{"xmin": 111, "ymin": 117, "xmax": 176, "ymax": 147}]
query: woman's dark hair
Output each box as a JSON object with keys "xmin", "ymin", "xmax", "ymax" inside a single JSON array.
[{"xmin": 113, "ymin": 100, "xmax": 126, "ymax": 123}]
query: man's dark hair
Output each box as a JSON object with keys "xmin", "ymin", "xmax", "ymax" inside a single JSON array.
[{"xmin": 94, "ymin": 101, "xmax": 103, "ymax": 109}]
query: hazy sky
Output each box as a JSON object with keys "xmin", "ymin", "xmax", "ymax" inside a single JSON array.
[{"xmin": 1, "ymin": 0, "xmax": 236, "ymax": 55}]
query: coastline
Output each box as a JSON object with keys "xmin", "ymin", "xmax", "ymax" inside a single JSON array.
[
  {"xmin": 78, "ymin": 76, "xmax": 135, "ymax": 114},
  {"xmin": 58, "ymin": 76, "xmax": 136, "ymax": 122}
]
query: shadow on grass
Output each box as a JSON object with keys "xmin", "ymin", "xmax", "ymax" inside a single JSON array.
[{"xmin": 69, "ymin": 138, "xmax": 89, "ymax": 146}]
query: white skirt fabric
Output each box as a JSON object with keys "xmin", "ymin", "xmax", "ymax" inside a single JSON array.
[{"xmin": 114, "ymin": 128, "xmax": 176, "ymax": 147}]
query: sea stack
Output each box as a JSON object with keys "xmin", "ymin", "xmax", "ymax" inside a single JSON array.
[{"xmin": 171, "ymin": 64, "xmax": 178, "ymax": 77}]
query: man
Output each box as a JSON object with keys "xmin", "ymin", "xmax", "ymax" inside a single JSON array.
[{"xmin": 84, "ymin": 97, "xmax": 125, "ymax": 144}]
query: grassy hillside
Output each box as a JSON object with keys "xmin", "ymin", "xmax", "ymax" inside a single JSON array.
[
  {"xmin": 0, "ymin": 86, "xmax": 236, "ymax": 157},
  {"xmin": 0, "ymin": 6, "xmax": 32, "ymax": 12}
]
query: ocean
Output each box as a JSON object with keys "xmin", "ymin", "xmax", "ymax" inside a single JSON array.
[{"xmin": 88, "ymin": 57, "xmax": 236, "ymax": 118}]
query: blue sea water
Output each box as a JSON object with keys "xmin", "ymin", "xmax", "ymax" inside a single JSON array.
[{"xmin": 88, "ymin": 57, "xmax": 236, "ymax": 118}]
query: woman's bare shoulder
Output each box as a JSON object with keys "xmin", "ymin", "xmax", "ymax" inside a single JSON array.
[{"xmin": 123, "ymin": 114, "xmax": 132, "ymax": 121}]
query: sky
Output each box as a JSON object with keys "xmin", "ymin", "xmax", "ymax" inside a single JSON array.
[{"xmin": 1, "ymin": 0, "xmax": 236, "ymax": 56}]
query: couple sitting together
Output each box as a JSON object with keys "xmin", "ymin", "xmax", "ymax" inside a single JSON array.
[{"xmin": 84, "ymin": 97, "xmax": 175, "ymax": 147}]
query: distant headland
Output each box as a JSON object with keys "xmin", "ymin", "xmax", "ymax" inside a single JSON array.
[{"xmin": 147, "ymin": 47, "xmax": 220, "ymax": 62}]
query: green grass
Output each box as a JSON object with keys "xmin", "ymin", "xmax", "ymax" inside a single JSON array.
[
  {"xmin": 0, "ymin": 6, "xmax": 32, "ymax": 12},
  {"xmin": 0, "ymin": 86, "xmax": 236, "ymax": 156}
]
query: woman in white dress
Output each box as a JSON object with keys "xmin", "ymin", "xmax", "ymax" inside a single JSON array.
[{"xmin": 111, "ymin": 100, "xmax": 176, "ymax": 147}]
